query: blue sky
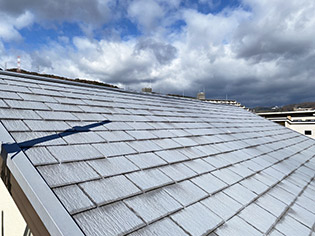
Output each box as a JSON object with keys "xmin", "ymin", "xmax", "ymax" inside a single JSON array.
[{"xmin": 1, "ymin": 0, "xmax": 315, "ymax": 107}]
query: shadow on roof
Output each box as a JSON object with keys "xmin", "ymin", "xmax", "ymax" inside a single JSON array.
[{"xmin": 1, "ymin": 120, "xmax": 111, "ymax": 160}]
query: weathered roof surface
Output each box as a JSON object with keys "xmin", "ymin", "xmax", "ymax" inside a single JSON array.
[{"xmin": 0, "ymin": 71, "xmax": 315, "ymax": 236}]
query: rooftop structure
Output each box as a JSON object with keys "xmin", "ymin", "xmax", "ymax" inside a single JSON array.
[
  {"xmin": 141, "ymin": 87, "xmax": 152, "ymax": 93},
  {"xmin": 0, "ymin": 70, "xmax": 315, "ymax": 236},
  {"xmin": 197, "ymin": 91, "xmax": 245, "ymax": 108},
  {"xmin": 258, "ymin": 110, "xmax": 315, "ymax": 139},
  {"xmin": 197, "ymin": 92, "xmax": 205, "ymax": 100},
  {"xmin": 206, "ymin": 99, "xmax": 245, "ymax": 108}
]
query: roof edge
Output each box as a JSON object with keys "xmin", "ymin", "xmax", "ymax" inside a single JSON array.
[
  {"xmin": 0, "ymin": 70, "xmax": 216, "ymax": 104},
  {"xmin": 0, "ymin": 122, "xmax": 84, "ymax": 236},
  {"xmin": 257, "ymin": 110, "xmax": 315, "ymax": 115},
  {"xmin": 0, "ymin": 70, "xmax": 123, "ymax": 93}
]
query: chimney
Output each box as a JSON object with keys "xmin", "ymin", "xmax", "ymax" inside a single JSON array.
[{"xmin": 197, "ymin": 92, "xmax": 205, "ymax": 100}]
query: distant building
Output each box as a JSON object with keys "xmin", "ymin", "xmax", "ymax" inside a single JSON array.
[
  {"xmin": 206, "ymin": 99, "xmax": 245, "ymax": 108},
  {"xmin": 196, "ymin": 92, "xmax": 245, "ymax": 108},
  {"xmin": 258, "ymin": 110, "xmax": 315, "ymax": 138},
  {"xmin": 142, "ymin": 87, "xmax": 152, "ymax": 93},
  {"xmin": 293, "ymin": 107, "xmax": 313, "ymax": 111},
  {"xmin": 197, "ymin": 92, "xmax": 205, "ymax": 100}
]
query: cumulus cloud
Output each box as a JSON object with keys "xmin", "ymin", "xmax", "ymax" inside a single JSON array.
[
  {"xmin": 182, "ymin": 8, "xmax": 249, "ymax": 49},
  {"xmin": 134, "ymin": 38, "xmax": 178, "ymax": 65},
  {"xmin": 31, "ymin": 51, "xmax": 53, "ymax": 70},
  {"xmin": 198, "ymin": 0, "xmax": 220, "ymax": 10},
  {"xmin": 0, "ymin": 0, "xmax": 112, "ymax": 24},
  {"xmin": 0, "ymin": 0, "xmax": 115, "ymax": 38},
  {"xmin": 128, "ymin": 0, "xmax": 165, "ymax": 32},
  {"xmin": 234, "ymin": 0, "xmax": 315, "ymax": 61},
  {"xmin": 2, "ymin": 0, "xmax": 315, "ymax": 107},
  {"xmin": 35, "ymin": 37, "xmax": 154, "ymax": 86},
  {"xmin": 0, "ymin": 11, "xmax": 34, "ymax": 41}
]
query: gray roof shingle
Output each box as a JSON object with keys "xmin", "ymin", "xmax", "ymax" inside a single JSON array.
[
  {"xmin": 0, "ymin": 71, "xmax": 314, "ymax": 236},
  {"xmin": 74, "ymin": 202, "xmax": 145, "ymax": 236},
  {"xmin": 171, "ymin": 202, "xmax": 223, "ymax": 236}
]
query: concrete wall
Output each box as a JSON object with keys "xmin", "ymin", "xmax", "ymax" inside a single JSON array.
[{"xmin": 0, "ymin": 180, "xmax": 28, "ymax": 236}]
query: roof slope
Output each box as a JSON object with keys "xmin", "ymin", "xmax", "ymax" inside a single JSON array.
[{"xmin": 0, "ymin": 71, "xmax": 314, "ymax": 236}]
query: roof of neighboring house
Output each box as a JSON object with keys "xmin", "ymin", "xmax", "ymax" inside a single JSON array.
[
  {"xmin": 0, "ymin": 71, "xmax": 315, "ymax": 236},
  {"xmin": 258, "ymin": 110, "xmax": 315, "ymax": 116}
]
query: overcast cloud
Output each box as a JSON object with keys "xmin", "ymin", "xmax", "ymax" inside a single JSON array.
[{"xmin": 0, "ymin": 0, "xmax": 315, "ymax": 107}]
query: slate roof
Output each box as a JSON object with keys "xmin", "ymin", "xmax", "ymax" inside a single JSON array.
[{"xmin": 0, "ymin": 71, "xmax": 315, "ymax": 236}]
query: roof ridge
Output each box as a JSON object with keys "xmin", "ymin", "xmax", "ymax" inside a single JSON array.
[{"xmin": 0, "ymin": 70, "xmax": 216, "ymax": 105}]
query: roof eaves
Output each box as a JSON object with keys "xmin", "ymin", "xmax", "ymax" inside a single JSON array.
[{"xmin": 0, "ymin": 121, "xmax": 84, "ymax": 236}]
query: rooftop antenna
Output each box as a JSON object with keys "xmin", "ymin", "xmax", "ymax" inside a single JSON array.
[{"xmin": 17, "ymin": 56, "xmax": 21, "ymax": 72}]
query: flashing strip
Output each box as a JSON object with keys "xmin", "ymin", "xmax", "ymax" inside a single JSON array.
[{"xmin": 0, "ymin": 122, "xmax": 84, "ymax": 236}]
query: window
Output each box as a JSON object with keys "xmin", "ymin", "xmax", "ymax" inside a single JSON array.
[{"xmin": 304, "ymin": 130, "xmax": 312, "ymax": 135}]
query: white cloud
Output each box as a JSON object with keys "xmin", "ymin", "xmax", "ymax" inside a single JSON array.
[
  {"xmin": 15, "ymin": 11, "xmax": 34, "ymax": 29},
  {"xmin": 182, "ymin": 8, "xmax": 250, "ymax": 49},
  {"xmin": 0, "ymin": 24, "xmax": 21, "ymax": 41},
  {"xmin": 198, "ymin": 0, "xmax": 220, "ymax": 9},
  {"xmin": 0, "ymin": 11, "xmax": 34, "ymax": 41},
  {"xmin": 0, "ymin": 0, "xmax": 115, "ymax": 38},
  {"xmin": 2, "ymin": 0, "xmax": 315, "ymax": 106},
  {"xmin": 128, "ymin": 0, "xmax": 165, "ymax": 32},
  {"xmin": 234, "ymin": 0, "xmax": 315, "ymax": 61},
  {"xmin": 58, "ymin": 36, "xmax": 70, "ymax": 44}
]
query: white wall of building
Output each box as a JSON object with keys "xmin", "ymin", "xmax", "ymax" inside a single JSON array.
[
  {"xmin": 0, "ymin": 180, "xmax": 28, "ymax": 236},
  {"xmin": 286, "ymin": 123, "xmax": 315, "ymax": 139}
]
